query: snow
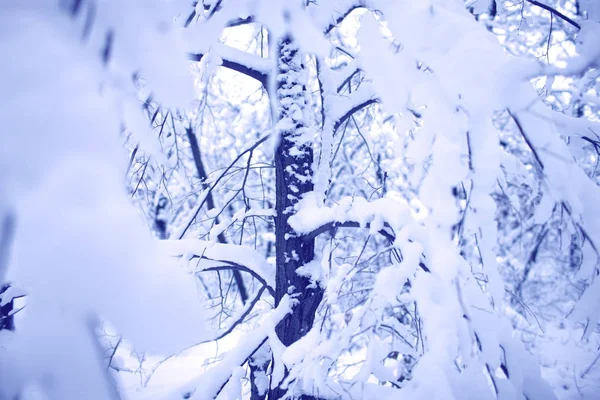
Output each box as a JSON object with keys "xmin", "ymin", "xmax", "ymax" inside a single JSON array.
[
  {"xmin": 157, "ymin": 295, "xmax": 293, "ymax": 400},
  {"xmin": 8, "ymin": 158, "xmax": 209, "ymax": 355},
  {"xmin": 465, "ymin": 0, "xmax": 495, "ymax": 15},
  {"xmin": 357, "ymin": 13, "xmax": 418, "ymax": 115},
  {"xmin": 0, "ymin": 3, "xmax": 208, "ymax": 397},
  {"xmin": 0, "ymin": 284, "xmax": 26, "ymax": 307},
  {"xmin": 0, "ymin": 315, "xmax": 119, "ymax": 400},
  {"xmin": 289, "ymin": 192, "xmax": 413, "ymax": 235},
  {"xmin": 580, "ymin": 0, "xmax": 600, "ymax": 22}
]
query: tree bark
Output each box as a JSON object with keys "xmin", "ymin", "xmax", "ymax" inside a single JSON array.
[{"xmin": 269, "ymin": 36, "xmax": 324, "ymax": 400}]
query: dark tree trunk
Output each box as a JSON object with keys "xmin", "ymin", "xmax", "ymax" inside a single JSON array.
[{"xmin": 269, "ymin": 36, "xmax": 324, "ymax": 400}]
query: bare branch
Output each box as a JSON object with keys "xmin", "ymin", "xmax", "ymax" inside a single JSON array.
[
  {"xmin": 186, "ymin": 126, "xmax": 249, "ymax": 304},
  {"xmin": 178, "ymin": 134, "xmax": 270, "ymax": 239},
  {"xmin": 525, "ymin": 0, "xmax": 580, "ymax": 30},
  {"xmin": 202, "ymin": 263, "xmax": 276, "ymax": 298},
  {"xmin": 190, "ymin": 285, "xmax": 267, "ymax": 345},
  {"xmin": 305, "ymin": 221, "xmax": 431, "ymax": 272}
]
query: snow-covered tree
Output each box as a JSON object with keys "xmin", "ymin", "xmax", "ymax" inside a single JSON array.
[{"xmin": 1, "ymin": 0, "xmax": 599, "ymax": 399}]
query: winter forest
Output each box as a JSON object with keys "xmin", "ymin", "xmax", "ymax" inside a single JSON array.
[{"xmin": 2, "ymin": 0, "xmax": 600, "ymax": 399}]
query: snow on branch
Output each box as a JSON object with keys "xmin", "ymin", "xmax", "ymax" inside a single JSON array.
[
  {"xmin": 319, "ymin": 1, "xmax": 366, "ymax": 34},
  {"xmin": 289, "ymin": 193, "xmax": 414, "ymax": 239},
  {"xmin": 162, "ymin": 295, "xmax": 294, "ymax": 400},
  {"xmin": 188, "ymin": 43, "xmax": 270, "ymax": 87},
  {"xmin": 507, "ymin": 101, "xmax": 600, "ymax": 335}
]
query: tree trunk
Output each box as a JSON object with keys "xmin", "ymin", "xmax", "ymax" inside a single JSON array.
[{"xmin": 269, "ymin": 36, "xmax": 324, "ymax": 400}]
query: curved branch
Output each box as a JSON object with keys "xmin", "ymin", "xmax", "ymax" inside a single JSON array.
[
  {"xmin": 324, "ymin": 4, "xmax": 366, "ymax": 34},
  {"xmin": 333, "ymin": 98, "xmax": 378, "ymax": 133},
  {"xmin": 202, "ymin": 262, "xmax": 276, "ymax": 298},
  {"xmin": 188, "ymin": 53, "xmax": 268, "ymax": 87}
]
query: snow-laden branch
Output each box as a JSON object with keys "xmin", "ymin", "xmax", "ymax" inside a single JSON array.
[
  {"xmin": 507, "ymin": 103, "xmax": 600, "ymax": 336},
  {"xmin": 319, "ymin": 1, "xmax": 365, "ymax": 34},
  {"xmin": 161, "ymin": 295, "xmax": 294, "ymax": 400},
  {"xmin": 188, "ymin": 43, "xmax": 270, "ymax": 87},
  {"xmin": 289, "ymin": 194, "xmax": 413, "ymax": 236},
  {"xmin": 185, "ymin": 126, "xmax": 249, "ymax": 304}
]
